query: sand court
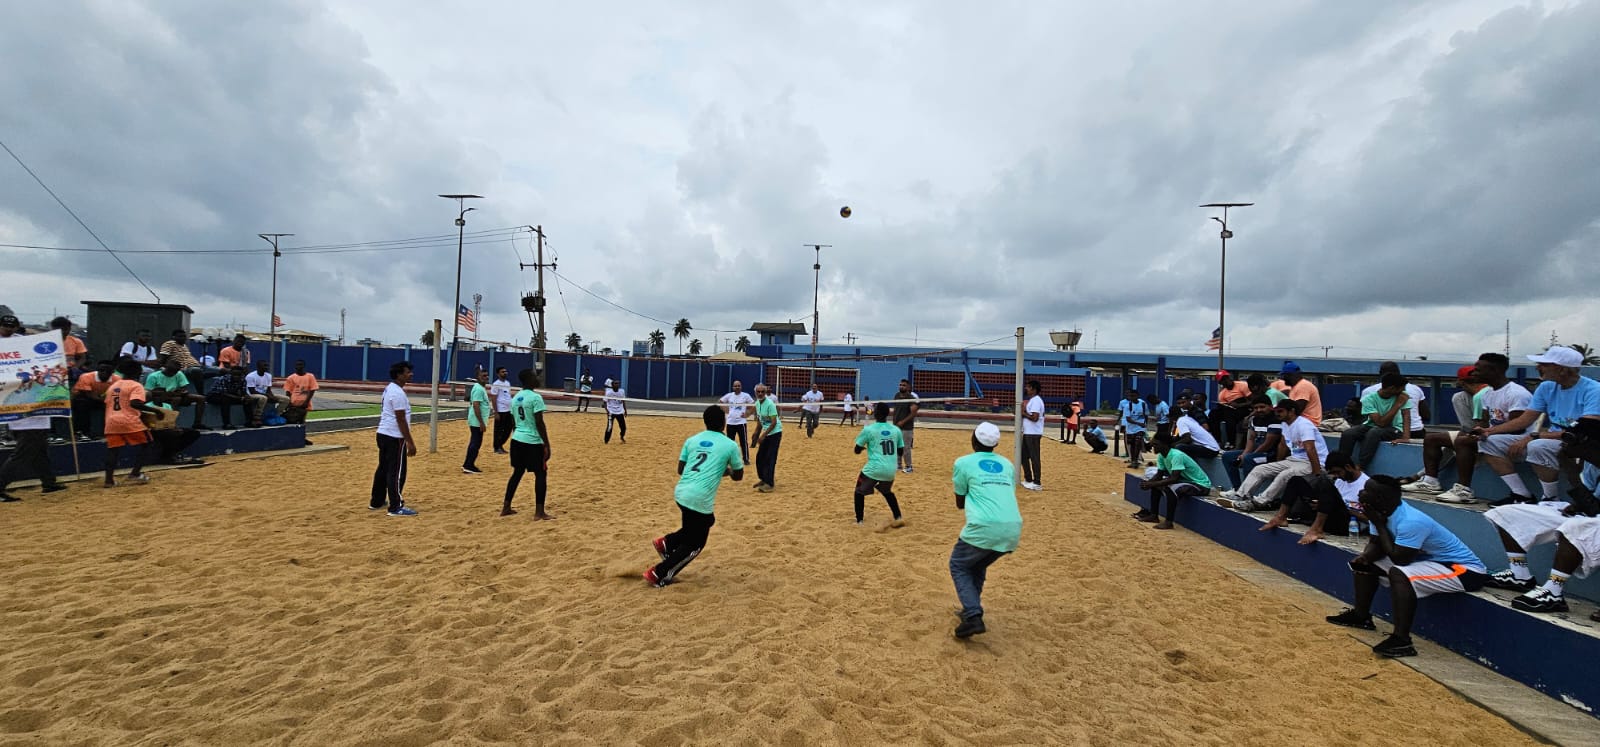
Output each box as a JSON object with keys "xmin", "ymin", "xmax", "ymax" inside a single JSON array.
[{"xmin": 0, "ymin": 410, "xmax": 1538, "ymax": 745}]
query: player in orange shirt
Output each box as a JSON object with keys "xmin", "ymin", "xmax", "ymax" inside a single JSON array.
[
  {"xmin": 102, "ymin": 359, "xmax": 162, "ymax": 487},
  {"xmin": 71, "ymin": 360, "xmax": 119, "ymax": 440},
  {"xmin": 51, "ymin": 316, "xmax": 89, "ymax": 370},
  {"xmin": 283, "ymin": 360, "xmax": 319, "ymax": 424}
]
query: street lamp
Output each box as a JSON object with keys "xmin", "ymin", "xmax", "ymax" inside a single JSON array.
[
  {"xmin": 259, "ymin": 233, "xmax": 293, "ymax": 375},
  {"xmin": 804, "ymin": 243, "xmax": 831, "ymax": 390},
  {"xmin": 1198, "ymin": 202, "xmax": 1252, "ymax": 371},
  {"xmin": 439, "ymin": 194, "xmax": 482, "ymax": 395}
]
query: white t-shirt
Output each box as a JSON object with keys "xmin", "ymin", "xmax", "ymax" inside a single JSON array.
[
  {"xmin": 200, "ymin": 354, "xmax": 217, "ymax": 367},
  {"xmin": 721, "ymin": 391, "xmax": 755, "ymax": 425},
  {"xmin": 1336, "ymin": 472, "xmax": 1371, "ymax": 512},
  {"xmin": 605, "ymin": 388, "xmax": 627, "ymax": 415},
  {"xmin": 1282, "ymin": 416, "xmax": 1330, "ymax": 463},
  {"xmin": 119, "ymin": 341, "xmax": 157, "ymax": 362},
  {"xmin": 1480, "ymin": 381, "xmax": 1534, "ymax": 431},
  {"xmin": 1023, "ymin": 395, "xmax": 1046, "ymax": 436},
  {"xmin": 1361, "ymin": 382, "xmax": 1426, "ymax": 432},
  {"xmin": 490, "ymin": 379, "xmax": 513, "ymax": 412},
  {"xmin": 1176, "ymin": 415, "xmax": 1220, "ymax": 451},
  {"xmin": 842, "ymin": 393, "xmax": 854, "ymax": 412},
  {"xmin": 801, "ymin": 389, "xmax": 823, "ymax": 414},
  {"xmin": 245, "ymin": 371, "xmax": 273, "ymax": 395},
  {"xmin": 377, "ymin": 382, "xmax": 409, "ymax": 438}
]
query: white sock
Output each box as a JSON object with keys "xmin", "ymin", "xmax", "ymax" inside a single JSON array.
[
  {"xmin": 1540, "ymin": 481, "xmax": 1561, "ymax": 500},
  {"xmin": 1543, "ymin": 571, "xmax": 1569, "ymax": 597},
  {"xmin": 1501, "ymin": 474, "xmax": 1529, "ymax": 497},
  {"xmin": 1508, "ymin": 553, "xmax": 1534, "ymax": 581}
]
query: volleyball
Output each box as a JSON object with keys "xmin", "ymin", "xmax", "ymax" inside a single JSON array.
[{"xmin": 839, "ymin": 206, "xmax": 851, "ymax": 218}]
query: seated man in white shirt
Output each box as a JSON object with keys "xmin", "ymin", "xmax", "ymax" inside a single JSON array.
[
  {"xmin": 1482, "ymin": 417, "xmax": 1600, "ymax": 616},
  {"xmin": 245, "ymin": 361, "xmax": 279, "ymax": 411},
  {"xmin": 1171, "ymin": 396, "xmax": 1221, "ymax": 461}
]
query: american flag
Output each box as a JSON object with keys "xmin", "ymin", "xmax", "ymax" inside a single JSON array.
[
  {"xmin": 1205, "ymin": 327, "xmax": 1222, "ymax": 351},
  {"xmin": 273, "ymin": 314, "xmax": 283, "ymax": 328},
  {"xmin": 457, "ymin": 304, "xmax": 478, "ymax": 333}
]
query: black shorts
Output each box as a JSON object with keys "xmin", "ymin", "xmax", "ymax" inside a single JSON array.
[
  {"xmin": 855, "ymin": 473, "xmax": 894, "ymax": 495},
  {"xmin": 509, "ymin": 439, "xmax": 546, "ymax": 470}
]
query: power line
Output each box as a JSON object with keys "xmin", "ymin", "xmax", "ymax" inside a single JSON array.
[
  {"xmin": 548, "ymin": 267, "xmax": 759, "ymax": 334},
  {"xmin": 0, "ymin": 226, "xmax": 531, "ymax": 256},
  {"xmin": 0, "ymin": 136, "xmax": 160, "ymax": 301}
]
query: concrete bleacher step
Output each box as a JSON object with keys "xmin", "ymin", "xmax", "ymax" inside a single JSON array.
[{"xmin": 1121, "ymin": 473, "xmax": 1600, "ymax": 722}]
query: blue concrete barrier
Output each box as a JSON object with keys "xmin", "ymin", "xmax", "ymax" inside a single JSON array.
[
  {"xmin": 1124, "ymin": 473, "xmax": 1600, "ymax": 717},
  {"xmin": 9, "ymin": 425, "xmax": 309, "ymax": 474}
]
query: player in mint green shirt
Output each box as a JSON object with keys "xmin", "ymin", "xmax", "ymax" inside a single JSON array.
[
  {"xmin": 463, "ymin": 368, "xmax": 491, "ymax": 474},
  {"xmin": 852, "ymin": 402, "xmax": 905, "ymax": 526},
  {"xmin": 646, "ymin": 405, "xmax": 744, "ymax": 587},
  {"xmin": 503, "ymin": 369, "xmax": 552, "ymax": 519},
  {"xmin": 751, "ymin": 383, "xmax": 784, "ymax": 492},
  {"xmin": 948, "ymin": 422, "xmax": 1024, "ymax": 638},
  {"xmin": 1137, "ymin": 433, "xmax": 1213, "ymax": 529}
]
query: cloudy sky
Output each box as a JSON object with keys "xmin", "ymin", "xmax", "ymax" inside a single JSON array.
[{"xmin": 2, "ymin": 0, "xmax": 1597, "ymax": 361}]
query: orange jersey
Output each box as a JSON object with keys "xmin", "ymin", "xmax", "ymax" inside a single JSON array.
[
  {"xmin": 104, "ymin": 380, "xmax": 149, "ymax": 435},
  {"xmin": 74, "ymin": 371, "xmax": 120, "ymax": 398}
]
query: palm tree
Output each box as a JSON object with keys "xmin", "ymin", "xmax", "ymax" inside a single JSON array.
[
  {"xmin": 600, "ymin": 347, "xmax": 614, "ymax": 356},
  {"xmin": 419, "ymin": 329, "xmax": 435, "ymax": 348},
  {"xmin": 688, "ymin": 338, "xmax": 703, "ymax": 356},
  {"xmin": 565, "ymin": 332, "xmax": 583, "ymax": 351},
  {"xmin": 1570, "ymin": 343, "xmax": 1600, "ymax": 366},
  {"xmin": 648, "ymin": 329, "xmax": 666, "ymax": 357},
  {"xmin": 673, "ymin": 318, "xmax": 692, "ymax": 355},
  {"xmin": 734, "ymin": 335, "xmax": 750, "ymax": 353}
]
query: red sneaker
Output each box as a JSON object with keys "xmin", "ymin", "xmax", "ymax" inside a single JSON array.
[
  {"xmin": 643, "ymin": 568, "xmax": 665, "ymax": 587},
  {"xmin": 652, "ymin": 536, "xmax": 668, "ymax": 560}
]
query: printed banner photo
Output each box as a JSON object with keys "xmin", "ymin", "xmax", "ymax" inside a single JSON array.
[{"xmin": 0, "ymin": 330, "xmax": 70, "ymax": 422}]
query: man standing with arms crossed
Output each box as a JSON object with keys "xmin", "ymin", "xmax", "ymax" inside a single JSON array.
[
  {"xmin": 370, "ymin": 361, "xmax": 418, "ymax": 516},
  {"xmin": 752, "ymin": 383, "xmax": 783, "ymax": 492},
  {"xmin": 463, "ymin": 368, "xmax": 490, "ymax": 474},
  {"xmin": 893, "ymin": 379, "xmax": 919, "ymax": 474},
  {"xmin": 720, "ymin": 380, "xmax": 755, "ymax": 464},
  {"xmin": 1019, "ymin": 380, "xmax": 1045, "ymax": 491}
]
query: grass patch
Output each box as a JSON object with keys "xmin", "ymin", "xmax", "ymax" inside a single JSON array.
[{"xmin": 306, "ymin": 405, "xmax": 434, "ymax": 421}]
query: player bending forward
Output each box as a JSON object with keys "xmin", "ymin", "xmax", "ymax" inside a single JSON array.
[
  {"xmin": 852, "ymin": 402, "xmax": 906, "ymax": 527},
  {"xmin": 645, "ymin": 405, "xmax": 744, "ymax": 587},
  {"xmin": 949, "ymin": 422, "xmax": 1024, "ymax": 638}
]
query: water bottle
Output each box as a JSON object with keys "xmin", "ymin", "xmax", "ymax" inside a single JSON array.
[{"xmin": 1349, "ymin": 516, "xmax": 1361, "ymax": 537}]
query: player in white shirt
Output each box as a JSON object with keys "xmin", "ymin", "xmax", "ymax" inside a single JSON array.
[
  {"xmin": 1261, "ymin": 452, "xmax": 1370, "ymax": 545},
  {"xmin": 801, "ymin": 385, "xmax": 824, "ymax": 438},
  {"xmin": 604, "ymin": 379, "xmax": 628, "ymax": 444},
  {"xmin": 489, "ymin": 367, "xmax": 514, "ymax": 454},
  {"xmin": 370, "ymin": 361, "xmax": 418, "ymax": 516},
  {"xmin": 119, "ymin": 330, "xmax": 160, "ymax": 371},
  {"xmin": 839, "ymin": 392, "xmax": 856, "ymax": 426},
  {"xmin": 1019, "ymin": 381, "xmax": 1046, "ymax": 490},
  {"xmin": 244, "ymin": 361, "xmax": 279, "ymax": 416},
  {"xmin": 1172, "ymin": 397, "xmax": 1221, "ymax": 460},
  {"xmin": 719, "ymin": 381, "xmax": 756, "ymax": 463},
  {"xmin": 1221, "ymin": 398, "xmax": 1328, "ymax": 511}
]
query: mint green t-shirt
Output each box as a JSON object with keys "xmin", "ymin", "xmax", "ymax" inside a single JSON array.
[
  {"xmin": 1360, "ymin": 389, "xmax": 1411, "ymax": 429},
  {"xmin": 1158, "ymin": 449, "xmax": 1213, "ymax": 489},
  {"xmin": 1264, "ymin": 388, "xmax": 1288, "ymax": 406},
  {"xmin": 144, "ymin": 370, "xmax": 189, "ymax": 392},
  {"xmin": 951, "ymin": 452, "xmax": 1023, "ymax": 552},
  {"xmin": 675, "ymin": 430, "xmax": 743, "ymax": 514},
  {"xmin": 756, "ymin": 396, "xmax": 782, "ymax": 435},
  {"xmin": 854, "ymin": 421, "xmax": 905, "ymax": 481},
  {"xmin": 1470, "ymin": 388, "xmax": 1488, "ymax": 422},
  {"xmin": 467, "ymin": 383, "xmax": 490, "ymax": 428},
  {"xmin": 511, "ymin": 390, "xmax": 546, "ymax": 445}
]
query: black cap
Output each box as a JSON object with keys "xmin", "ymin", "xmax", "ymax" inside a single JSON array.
[{"xmin": 0, "ymin": 314, "xmax": 19, "ymax": 326}]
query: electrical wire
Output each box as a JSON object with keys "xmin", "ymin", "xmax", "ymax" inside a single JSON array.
[
  {"xmin": 0, "ymin": 226, "xmax": 532, "ymax": 256},
  {"xmin": 0, "ymin": 136, "xmax": 160, "ymax": 301}
]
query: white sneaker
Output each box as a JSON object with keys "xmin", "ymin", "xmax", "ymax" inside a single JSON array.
[
  {"xmin": 1437, "ymin": 484, "xmax": 1477, "ymax": 504},
  {"xmin": 1404, "ymin": 476, "xmax": 1443, "ymax": 494},
  {"xmin": 1022, "ymin": 482, "xmax": 1042, "ymax": 491}
]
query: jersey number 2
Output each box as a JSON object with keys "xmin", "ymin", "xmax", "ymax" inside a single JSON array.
[{"xmin": 689, "ymin": 452, "xmax": 710, "ymax": 472}]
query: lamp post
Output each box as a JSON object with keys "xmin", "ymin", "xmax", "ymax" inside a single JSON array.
[
  {"xmin": 804, "ymin": 243, "xmax": 831, "ymax": 390},
  {"xmin": 258, "ymin": 233, "xmax": 293, "ymax": 375},
  {"xmin": 1198, "ymin": 202, "xmax": 1252, "ymax": 371},
  {"xmin": 439, "ymin": 194, "xmax": 482, "ymax": 395}
]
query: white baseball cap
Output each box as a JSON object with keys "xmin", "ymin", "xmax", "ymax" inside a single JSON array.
[
  {"xmin": 974, "ymin": 422, "xmax": 1001, "ymax": 447},
  {"xmin": 1528, "ymin": 346, "xmax": 1583, "ymax": 368}
]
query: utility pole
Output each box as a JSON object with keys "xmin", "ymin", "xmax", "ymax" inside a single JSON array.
[
  {"xmin": 804, "ymin": 243, "xmax": 831, "ymax": 390},
  {"xmin": 438, "ymin": 193, "xmax": 483, "ymax": 397},
  {"xmin": 843, "ymin": 332, "xmax": 858, "ymax": 345},
  {"xmin": 339, "ymin": 308, "xmax": 347, "ymax": 346},
  {"xmin": 1200, "ymin": 202, "xmax": 1254, "ymax": 372},
  {"xmin": 258, "ymin": 233, "xmax": 293, "ymax": 375},
  {"xmin": 517, "ymin": 225, "xmax": 553, "ymax": 378},
  {"xmin": 1504, "ymin": 319, "xmax": 1510, "ymax": 357},
  {"xmin": 472, "ymin": 292, "xmax": 483, "ymax": 350},
  {"xmin": 1320, "ymin": 345, "xmax": 1334, "ymax": 358}
]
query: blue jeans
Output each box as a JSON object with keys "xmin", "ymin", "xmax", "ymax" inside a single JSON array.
[
  {"xmin": 1220, "ymin": 450, "xmax": 1270, "ymax": 489},
  {"xmin": 949, "ymin": 539, "xmax": 1008, "ymax": 621}
]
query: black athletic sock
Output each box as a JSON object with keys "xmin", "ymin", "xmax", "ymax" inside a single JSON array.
[{"xmin": 854, "ymin": 493, "xmax": 865, "ymax": 523}]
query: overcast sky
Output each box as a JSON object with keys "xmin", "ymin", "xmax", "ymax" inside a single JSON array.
[{"xmin": 2, "ymin": 0, "xmax": 1597, "ymax": 361}]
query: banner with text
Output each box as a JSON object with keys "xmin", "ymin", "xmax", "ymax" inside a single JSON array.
[{"xmin": 0, "ymin": 331, "xmax": 70, "ymax": 422}]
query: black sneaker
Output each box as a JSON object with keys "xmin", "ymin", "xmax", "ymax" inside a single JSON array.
[
  {"xmin": 1325, "ymin": 608, "xmax": 1376, "ymax": 630},
  {"xmin": 1511, "ymin": 587, "xmax": 1569, "ymax": 613},
  {"xmin": 954, "ymin": 615, "xmax": 986, "ymax": 638},
  {"xmin": 1487, "ymin": 494, "xmax": 1532, "ymax": 507},
  {"xmin": 0, "ymin": 491, "xmax": 19, "ymax": 503},
  {"xmin": 1486, "ymin": 570, "xmax": 1536, "ymax": 592},
  {"xmin": 462, "ymin": 466, "xmax": 483, "ymax": 474},
  {"xmin": 1372, "ymin": 634, "xmax": 1417, "ymax": 658},
  {"xmin": 40, "ymin": 484, "xmax": 67, "ymax": 494}
]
